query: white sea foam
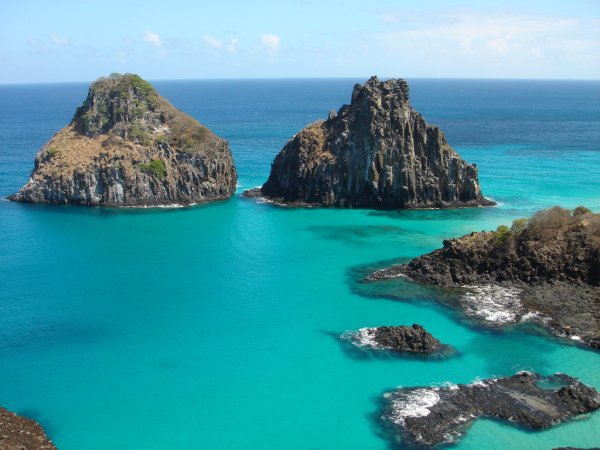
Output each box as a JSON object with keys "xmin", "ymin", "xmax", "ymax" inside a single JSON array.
[
  {"xmin": 124, "ymin": 203, "xmax": 190, "ymax": 209},
  {"xmin": 342, "ymin": 328, "xmax": 387, "ymax": 349},
  {"xmin": 521, "ymin": 311, "xmax": 539, "ymax": 321},
  {"xmin": 460, "ymin": 285, "xmax": 522, "ymax": 324},
  {"xmin": 485, "ymin": 197, "xmax": 503, "ymax": 207},
  {"xmin": 570, "ymin": 335, "xmax": 582, "ymax": 341},
  {"xmin": 433, "ymin": 381, "xmax": 459, "ymax": 391},
  {"xmin": 468, "ymin": 376, "xmax": 497, "ymax": 388},
  {"xmin": 387, "ymin": 388, "xmax": 440, "ymax": 425}
]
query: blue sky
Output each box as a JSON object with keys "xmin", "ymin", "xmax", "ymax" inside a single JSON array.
[{"xmin": 1, "ymin": 0, "xmax": 599, "ymax": 83}]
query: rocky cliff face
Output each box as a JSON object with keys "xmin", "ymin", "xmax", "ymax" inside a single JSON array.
[
  {"xmin": 369, "ymin": 206, "xmax": 600, "ymax": 349},
  {"xmin": 246, "ymin": 76, "xmax": 492, "ymax": 209},
  {"xmin": 10, "ymin": 73, "xmax": 237, "ymax": 206}
]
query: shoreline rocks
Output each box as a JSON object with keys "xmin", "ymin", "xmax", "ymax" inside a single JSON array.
[
  {"xmin": 0, "ymin": 406, "xmax": 56, "ymax": 449},
  {"xmin": 342, "ymin": 324, "xmax": 444, "ymax": 354},
  {"xmin": 9, "ymin": 73, "xmax": 237, "ymax": 207},
  {"xmin": 244, "ymin": 76, "xmax": 494, "ymax": 210},
  {"xmin": 381, "ymin": 372, "xmax": 600, "ymax": 447},
  {"xmin": 368, "ymin": 206, "xmax": 600, "ymax": 349}
]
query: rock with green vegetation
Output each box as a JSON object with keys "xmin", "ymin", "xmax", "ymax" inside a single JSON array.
[
  {"xmin": 9, "ymin": 73, "xmax": 237, "ymax": 206},
  {"xmin": 368, "ymin": 206, "xmax": 600, "ymax": 349}
]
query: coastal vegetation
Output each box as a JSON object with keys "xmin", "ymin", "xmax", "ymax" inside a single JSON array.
[{"xmin": 141, "ymin": 159, "xmax": 167, "ymax": 179}]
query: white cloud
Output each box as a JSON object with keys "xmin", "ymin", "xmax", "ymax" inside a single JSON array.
[
  {"xmin": 260, "ymin": 34, "xmax": 280, "ymax": 55},
  {"xmin": 530, "ymin": 47, "xmax": 543, "ymax": 59},
  {"xmin": 488, "ymin": 38, "xmax": 509, "ymax": 55},
  {"xmin": 226, "ymin": 37, "xmax": 239, "ymax": 52},
  {"xmin": 382, "ymin": 13, "xmax": 400, "ymax": 24},
  {"xmin": 203, "ymin": 35, "xmax": 223, "ymax": 49},
  {"xmin": 376, "ymin": 12, "xmax": 599, "ymax": 64},
  {"xmin": 203, "ymin": 35, "xmax": 239, "ymax": 52},
  {"xmin": 50, "ymin": 34, "xmax": 70, "ymax": 46},
  {"xmin": 26, "ymin": 37, "xmax": 49, "ymax": 53},
  {"xmin": 143, "ymin": 30, "xmax": 163, "ymax": 48}
]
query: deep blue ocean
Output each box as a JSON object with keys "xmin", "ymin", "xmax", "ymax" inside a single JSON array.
[{"xmin": 0, "ymin": 79, "xmax": 599, "ymax": 449}]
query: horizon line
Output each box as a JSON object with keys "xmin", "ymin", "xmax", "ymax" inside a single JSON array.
[{"xmin": 1, "ymin": 75, "xmax": 599, "ymax": 86}]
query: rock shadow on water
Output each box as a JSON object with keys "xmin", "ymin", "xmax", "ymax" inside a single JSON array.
[
  {"xmin": 365, "ymin": 206, "xmax": 496, "ymax": 222},
  {"xmin": 0, "ymin": 320, "xmax": 108, "ymax": 353},
  {"xmin": 320, "ymin": 330, "xmax": 459, "ymax": 362},
  {"xmin": 347, "ymin": 259, "xmax": 468, "ymax": 323},
  {"xmin": 306, "ymin": 224, "xmax": 415, "ymax": 246},
  {"xmin": 461, "ymin": 322, "xmax": 584, "ymax": 377}
]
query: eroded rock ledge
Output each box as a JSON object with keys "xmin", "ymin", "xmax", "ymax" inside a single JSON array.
[
  {"xmin": 368, "ymin": 206, "xmax": 600, "ymax": 349},
  {"xmin": 244, "ymin": 76, "xmax": 493, "ymax": 209},
  {"xmin": 10, "ymin": 73, "xmax": 237, "ymax": 206},
  {"xmin": 342, "ymin": 324, "xmax": 444, "ymax": 354},
  {"xmin": 0, "ymin": 406, "xmax": 56, "ymax": 449},
  {"xmin": 381, "ymin": 372, "xmax": 600, "ymax": 447}
]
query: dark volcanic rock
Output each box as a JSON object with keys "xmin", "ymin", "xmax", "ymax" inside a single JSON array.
[
  {"xmin": 244, "ymin": 76, "xmax": 493, "ymax": 209},
  {"xmin": 553, "ymin": 448, "xmax": 600, "ymax": 450},
  {"xmin": 10, "ymin": 73, "xmax": 237, "ymax": 206},
  {"xmin": 344, "ymin": 324, "xmax": 443, "ymax": 353},
  {"xmin": 0, "ymin": 406, "xmax": 56, "ymax": 449},
  {"xmin": 368, "ymin": 206, "xmax": 600, "ymax": 349},
  {"xmin": 381, "ymin": 372, "xmax": 600, "ymax": 447}
]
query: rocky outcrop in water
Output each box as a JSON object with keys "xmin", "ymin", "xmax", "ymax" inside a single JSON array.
[
  {"xmin": 244, "ymin": 76, "xmax": 492, "ymax": 209},
  {"xmin": 9, "ymin": 73, "xmax": 237, "ymax": 206},
  {"xmin": 0, "ymin": 406, "xmax": 56, "ymax": 449},
  {"xmin": 369, "ymin": 206, "xmax": 600, "ymax": 349},
  {"xmin": 344, "ymin": 324, "xmax": 443, "ymax": 353},
  {"xmin": 381, "ymin": 372, "xmax": 600, "ymax": 447}
]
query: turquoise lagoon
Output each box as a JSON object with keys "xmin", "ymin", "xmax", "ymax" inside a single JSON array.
[{"xmin": 0, "ymin": 79, "xmax": 599, "ymax": 449}]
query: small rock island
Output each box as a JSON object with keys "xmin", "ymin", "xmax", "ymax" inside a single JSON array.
[
  {"xmin": 381, "ymin": 371, "xmax": 600, "ymax": 447},
  {"xmin": 10, "ymin": 73, "xmax": 237, "ymax": 206},
  {"xmin": 343, "ymin": 324, "xmax": 444, "ymax": 354},
  {"xmin": 0, "ymin": 406, "xmax": 56, "ymax": 449},
  {"xmin": 369, "ymin": 206, "xmax": 600, "ymax": 349},
  {"xmin": 244, "ymin": 76, "xmax": 493, "ymax": 209}
]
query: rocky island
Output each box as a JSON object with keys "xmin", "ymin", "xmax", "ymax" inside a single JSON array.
[
  {"xmin": 381, "ymin": 371, "xmax": 600, "ymax": 447},
  {"xmin": 369, "ymin": 206, "xmax": 600, "ymax": 349},
  {"xmin": 342, "ymin": 324, "xmax": 445, "ymax": 354},
  {"xmin": 9, "ymin": 73, "xmax": 237, "ymax": 206},
  {"xmin": 0, "ymin": 406, "xmax": 56, "ymax": 449},
  {"xmin": 244, "ymin": 76, "xmax": 493, "ymax": 209}
]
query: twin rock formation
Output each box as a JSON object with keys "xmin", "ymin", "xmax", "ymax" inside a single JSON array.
[{"xmin": 11, "ymin": 74, "xmax": 489, "ymax": 210}]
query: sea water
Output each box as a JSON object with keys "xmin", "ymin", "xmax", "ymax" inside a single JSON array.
[{"xmin": 0, "ymin": 79, "xmax": 599, "ymax": 449}]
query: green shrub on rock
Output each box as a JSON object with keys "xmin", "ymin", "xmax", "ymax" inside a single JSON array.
[
  {"xmin": 141, "ymin": 159, "xmax": 167, "ymax": 179},
  {"xmin": 494, "ymin": 224, "xmax": 512, "ymax": 244}
]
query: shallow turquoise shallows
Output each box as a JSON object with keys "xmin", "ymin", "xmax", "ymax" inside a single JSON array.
[{"xmin": 0, "ymin": 79, "xmax": 599, "ymax": 449}]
